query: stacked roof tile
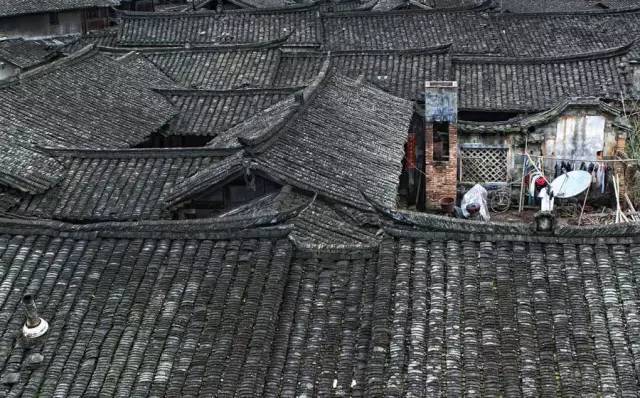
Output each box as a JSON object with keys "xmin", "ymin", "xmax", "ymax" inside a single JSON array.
[
  {"xmin": 161, "ymin": 87, "xmax": 301, "ymax": 136},
  {"xmin": 117, "ymin": 5, "xmax": 321, "ymax": 47},
  {"xmin": 14, "ymin": 148, "xmax": 229, "ymax": 221}
]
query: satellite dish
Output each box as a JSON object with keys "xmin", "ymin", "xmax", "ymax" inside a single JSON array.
[{"xmin": 550, "ymin": 170, "xmax": 592, "ymax": 198}]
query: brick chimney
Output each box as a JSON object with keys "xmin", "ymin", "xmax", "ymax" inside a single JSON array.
[{"xmin": 424, "ymin": 81, "xmax": 458, "ymax": 209}]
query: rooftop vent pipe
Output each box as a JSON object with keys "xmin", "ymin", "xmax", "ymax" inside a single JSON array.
[{"xmin": 22, "ymin": 294, "xmax": 48, "ymax": 339}]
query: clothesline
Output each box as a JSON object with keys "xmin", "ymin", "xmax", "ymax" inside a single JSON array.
[{"xmin": 518, "ymin": 154, "xmax": 635, "ymax": 163}]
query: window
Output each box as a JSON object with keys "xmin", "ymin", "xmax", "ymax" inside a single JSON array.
[
  {"xmin": 460, "ymin": 146, "xmax": 508, "ymax": 183},
  {"xmin": 432, "ymin": 122, "xmax": 450, "ymax": 161},
  {"xmin": 49, "ymin": 12, "xmax": 59, "ymax": 25}
]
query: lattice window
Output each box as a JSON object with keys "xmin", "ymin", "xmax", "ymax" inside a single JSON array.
[{"xmin": 460, "ymin": 147, "xmax": 508, "ymax": 183}]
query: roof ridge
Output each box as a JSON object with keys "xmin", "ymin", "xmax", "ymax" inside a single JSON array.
[
  {"xmin": 156, "ymin": 86, "xmax": 305, "ymax": 96},
  {"xmin": 495, "ymin": 4, "xmax": 640, "ymax": 16},
  {"xmin": 121, "ymin": 35, "xmax": 290, "ymax": 54},
  {"xmin": 0, "ymin": 45, "xmax": 96, "ymax": 89},
  {"xmin": 288, "ymin": 43, "xmax": 452, "ymax": 56},
  {"xmin": 452, "ymin": 41, "xmax": 634, "ymax": 64},
  {"xmin": 42, "ymin": 146, "xmax": 238, "ymax": 159},
  {"xmin": 120, "ymin": 1, "xmax": 319, "ymax": 17},
  {"xmin": 0, "ymin": 215, "xmax": 293, "ymax": 239},
  {"xmin": 320, "ymin": 1, "xmax": 488, "ymax": 17}
]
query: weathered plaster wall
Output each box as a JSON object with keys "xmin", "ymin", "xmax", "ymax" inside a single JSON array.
[{"xmin": 459, "ymin": 106, "xmax": 626, "ymax": 185}]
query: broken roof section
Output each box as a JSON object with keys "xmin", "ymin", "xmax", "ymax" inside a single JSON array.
[
  {"xmin": 0, "ymin": 38, "xmax": 58, "ymax": 69},
  {"xmin": 453, "ymin": 44, "xmax": 633, "ymax": 112},
  {"xmin": 169, "ymin": 71, "xmax": 414, "ymax": 210},
  {"xmin": 0, "ymin": 0, "xmax": 117, "ymax": 17},
  {"xmin": 117, "ymin": 5, "xmax": 321, "ymax": 47},
  {"xmin": 0, "ymin": 45, "xmax": 176, "ymax": 194}
]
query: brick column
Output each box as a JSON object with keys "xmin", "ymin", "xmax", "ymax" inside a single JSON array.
[{"xmin": 424, "ymin": 123, "xmax": 458, "ymax": 209}]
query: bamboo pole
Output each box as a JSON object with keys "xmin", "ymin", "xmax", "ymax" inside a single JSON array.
[
  {"xmin": 518, "ymin": 136, "xmax": 528, "ymax": 214},
  {"xmin": 578, "ymin": 184, "xmax": 590, "ymax": 226}
]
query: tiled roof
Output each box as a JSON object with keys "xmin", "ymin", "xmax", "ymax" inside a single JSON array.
[
  {"xmin": 141, "ymin": 40, "xmax": 285, "ymax": 89},
  {"xmin": 0, "ymin": 129, "xmax": 65, "ymax": 195},
  {"xmin": 2, "ymin": 209, "xmax": 640, "ymax": 395},
  {"xmin": 0, "ymin": 38, "xmax": 57, "ymax": 69},
  {"xmin": 14, "ymin": 148, "xmax": 230, "ymax": 221},
  {"xmin": 321, "ymin": 9, "xmax": 500, "ymax": 54},
  {"xmin": 62, "ymin": 28, "xmax": 120, "ymax": 53},
  {"xmin": 160, "ymin": 87, "xmax": 301, "ymax": 136},
  {"xmin": 0, "ymin": 216, "xmax": 296, "ymax": 396},
  {"xmin": 493, "ymin": 10, "xmax": 640, "ymax": 58},
  {"xmin": 273, "ymin": 46, "xmax": 451, "ymax": 99},
  {"xmin": 117, "ymin": 5, "xmax": 321, "ymax": 47},
  {"xmin": 453, "ymin": 44, "xmax": 633, "ymax": 111},
  {"xmin": 0, "ymin": 46, "xmax": 176, "ymax": 149},
  {"xmin": 372, "ymin": 0, "xmax": 488, "ymax": 12},
  {"xmin": 0, "ymin": 46, "xmax": 176, "ymax": 194},
  {"xmin": 170, "ymin": 72, "xmax": 414, "ymax": 210},
  {"xmin": 0, "ymin": 0, "xmax": 116, "ymax": 17},
  {"xmin": 320, "ymin": 6, "xmax": 640, "ymax": 60},
  {"xmin": 498, "ymin": 0, "xmax": 640, "ymax": 12}
]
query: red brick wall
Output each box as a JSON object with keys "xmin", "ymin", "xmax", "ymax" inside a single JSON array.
[{"xmin": 425, "ymin": 123, "xmax": 458, "ymax": 209}]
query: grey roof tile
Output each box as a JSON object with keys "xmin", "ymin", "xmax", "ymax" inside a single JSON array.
[
  {"xmin": 0, "ymin": 38, "xmax": 57, "ymax": 69},
  {"xmin": 15, "ymin": 148, "xmax": 231, "ymax": 221},
  {"xmin": 117, "ymin": 5, "xmax": 321, "ymax": 47},
  {"xmin": 0, "ymin": 0, "xmax": 116, "ymax": 17},
  {"xmin": 160, "ymin": 87, "xmax": 301, "ymax": 136},
  {"xmin": 170, "ymin": 73, "xmax": 414, "ymax": 210}
]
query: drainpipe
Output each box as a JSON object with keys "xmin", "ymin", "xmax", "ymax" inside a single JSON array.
[{"xmin": 22, "ymin": 295, "xmax": 48, "ymax": 339}]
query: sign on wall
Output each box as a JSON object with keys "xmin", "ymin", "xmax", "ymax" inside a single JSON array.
[{"xmin": 424, "ymin": 81, "xmax": 458, "ymax": 123}]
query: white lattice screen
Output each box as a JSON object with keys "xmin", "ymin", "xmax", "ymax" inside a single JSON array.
[{"xmin": 460, "ymin": 147, "xmax": 508, "ymax": 182}]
